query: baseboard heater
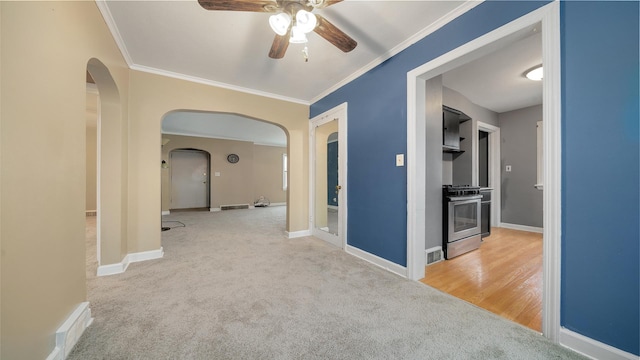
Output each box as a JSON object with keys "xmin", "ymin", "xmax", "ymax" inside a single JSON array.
[{"xmin": 220, "ymin": 204, "xmax": 250, "ymax": 210}]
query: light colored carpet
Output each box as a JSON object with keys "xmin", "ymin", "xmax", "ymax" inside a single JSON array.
[{"xmin": 71, "ymin": 207, "xmax": 584, "ymax": 359}]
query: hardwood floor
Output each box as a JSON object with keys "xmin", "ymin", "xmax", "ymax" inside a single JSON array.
[{"xmin": 420, "ymin": 227, "xmax": 542, "ymax": 332}]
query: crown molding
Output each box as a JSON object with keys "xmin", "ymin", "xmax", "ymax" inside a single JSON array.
[
  {"xmin": 161, "ymin": 130, "xmax": 287, "ymax": 148},
  {"xmin": 130, "ymin": 64, "xmax": 310, "ymax": 106},
  {"xmin": 309, "ymin": 0, "xmax": 483, "ymax": 104},
  {"xmin": 95, "ymin": 1, "xmax": 134, "ymax": 67}
]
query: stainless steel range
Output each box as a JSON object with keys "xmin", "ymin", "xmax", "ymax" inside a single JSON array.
[{"xmin": 443, "ymin": 185, "xmax": 482, "ymax": 259}]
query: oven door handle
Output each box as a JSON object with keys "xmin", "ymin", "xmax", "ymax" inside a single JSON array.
[{"xmin": 448, "ymin": 195, "xmax": 482, "ymax": 201}]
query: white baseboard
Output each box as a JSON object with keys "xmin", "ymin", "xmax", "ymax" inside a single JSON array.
[
  {"xmin": 560, "ymin": 328, "xmax": 639, "ymax": 360},
  {"xmin": 210, "ymin": 207, "xmax": 221, "ymax": 212},
  {"xmin": 97, "ymin": 247, "xmax": 164, "ymax": 277},
  {"xmin": 270, "ymin": 202, "xmax": 286, "ymax": 207},
  {"xmin": 161, "ymin": 210, "xmax": 170, "ymax": 216},
  {"xmin": 499, "ymin": 222, "xmax": 543, "ymax": 233},
  {"xmin": 249, "ymin": 205, "xmax": 255, "ymax": 209},
  {"xmin": 346, "ymin": 245, "xmax": 407, "ymax": 278},
  {"xmin": 46, "ymin": 302, "xmax": 93, "ymax": 360},
  {"xmin": 286, "ymin": 229, "xmax": 312, "ymax": 238},
  {"xmin": 327, "ymin": 205, "xmax": 338, "ymax": 210}
]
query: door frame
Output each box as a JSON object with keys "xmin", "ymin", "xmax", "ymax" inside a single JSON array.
[
  {"xmin": 406, "ymin": 2, "xmax": 561, "ymax": 342},
  {"xmin": 475, "ymin": 121, "xmax": 501, "ymax": 226},
  {"xmin": 309, "ymin": 102, "xmax": 348, "ymax": 249}
]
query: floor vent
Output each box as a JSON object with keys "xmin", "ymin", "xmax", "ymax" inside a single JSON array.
[
  {"xmin": 426, "ymin": 248, "xmax": 443, "ymax": 265},
  {"xmin": 220, "ymin": 204, "xmax": 249, "ymax": 210}
]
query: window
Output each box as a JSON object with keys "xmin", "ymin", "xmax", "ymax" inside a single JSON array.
[{"xmin": 282, "ymin": 153, "xmax": 288, "ymax": 191}]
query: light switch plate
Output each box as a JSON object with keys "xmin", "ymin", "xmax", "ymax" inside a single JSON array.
[
  {"xmin": 214, "ymin": 172, "xmax": 221, "ymax": 177},
  {"xmin": 506, "ymin": 165, "xmax": 512, "ymax": 172},
  {"xmin": 396, "ymin": 154, "xmax": 405, "ymax": 167}
]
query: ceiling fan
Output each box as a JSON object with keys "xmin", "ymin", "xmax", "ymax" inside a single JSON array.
[{"xmin": 198, "ymin": 0, "xmax": 357, "ymax": 59}]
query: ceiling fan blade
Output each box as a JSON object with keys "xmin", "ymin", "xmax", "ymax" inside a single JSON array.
[
  {"xmin": 198, "ymin": 0, "xmax": 278, "ymax": 12},
  {"xmin": 311, "ymin": 0, "xmax": 343, "ymax": 9},
  {"xmin": 313, "ymin": 15, "xmax": 357, "ymax": 53},
  {"xmin": 269, "ymin": 30, "xmax": 291, "ymax": 59}
]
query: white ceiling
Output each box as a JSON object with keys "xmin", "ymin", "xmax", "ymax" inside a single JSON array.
[{"xmin": 100, "ymin": 0, "xmax": 542, "ymax": 141}]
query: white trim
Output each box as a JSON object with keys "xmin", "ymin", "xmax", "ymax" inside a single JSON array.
[
  {"xmin": 47, "ymin": 302, "xmax": 93, "ymax": 360},
  {"xmin": 560, "ymin": 328, "xmax": 639, "ymax": 360},
  {"xmin": 327, "ymin": 205, "xmax": 338, "ymax": 211},
  {"xmin": 309, "ymin": 103, "xmax": 348, "ymax": 251},
  {"xmin": 286, "ymin": 229, "xmax": 312, "ymax": 238},
  {"xmin": 406, "ymin": 1, "xmax": 561, "ymax": 343},
  {"xmin": 269, "ymin": 202, "xmax": 287, "ymax": 207},
  {"xmin": 309, "ymin": 1, "xmax": 483, "ymax": 104},
  {"xmin": 95, "ymin": 1, "xmax": 134, "ymax": 66},
  {"xmin": 96, "ymin": 248, "xmax": 164, "ymax": 276},
  {"xmin": 477, "ymin": 122, "xmax": 501, "ymax": 226},
  {"xmin": 210, "ymin": 207, "xmax": 221, "ymax": 212},
  {"xmin": 346, "ymin": 245, "xmax": 407, "ymax": 278},
  {"xmin": 499, "ymin": 223, "xmax": 543, "ymax": 234},
  {"xmin": 131, "ymin": 64, "xmax": 309, "ymax": 106},
  {"xmin": 161, "ymin": 210, "xmax": 170, "ymax": 216},
  {"xmin": 127, "ymin": 247, "xmax": 164, "ymax": 263}
]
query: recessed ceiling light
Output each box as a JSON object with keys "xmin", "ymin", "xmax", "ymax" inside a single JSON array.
[{"xmin": 525, "ymin": 65, "xmax": 543, "ymax": 81}]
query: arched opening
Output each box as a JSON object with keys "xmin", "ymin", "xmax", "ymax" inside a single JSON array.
[
  {"xmin": 160, "ymin": 110, "xmax": 290, "ymax": 233},
  {"xmin": 86, "ymin": 58, "xmax": 128, "ymax": 276}
]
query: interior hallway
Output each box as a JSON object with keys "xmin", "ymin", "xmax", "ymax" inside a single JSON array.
[{"xmin": 421, "ymin": 227, "xmax": 542, "ymax": 332}]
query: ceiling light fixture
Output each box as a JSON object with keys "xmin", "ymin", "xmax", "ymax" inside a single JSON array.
[
  {"xmin": 289, "ymin": 25, "xmax": 308, "ymax": 44},
  {"xmin": 295, "ymin": 10, "xmax": 317, "ymax": 33},
  {"xmin": 525, "ymin": 65, "xmax": 543, "ymax": 81},
  {"xmin": 269, "ymin": 12, "xmax": 291, "ymax": 36}
]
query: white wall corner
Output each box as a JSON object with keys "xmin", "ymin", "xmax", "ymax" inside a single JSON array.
[
  {"xmin": 560, "ymin": 328, "xmax": 639, "ymax": 360},
  {"xmin": 346, "ymin": 245, "xmax": 408, "ymax": 278},
  {"xmin": 128, "ymin": 247, "xmax": 164, "ymax": 264},
  {"xmin": 96, "ymin": 257, "xmax": 130, "ymax": 277},
  {"xmin": 46, "ymin": 302, "xmax": 93, "ymax": 360},
  {"xmin": 161, "ymin": 210, "xmax": 170, "ymax": 216},
  {"xmin": 286, "ymin": 229, "xmax": 312, "ymax": 239}
]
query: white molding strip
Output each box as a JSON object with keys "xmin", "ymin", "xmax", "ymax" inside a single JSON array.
[
  {"xmin": 161, "ymin": 210, "xmax": 170, "ymax": 216},
  {"xmin": 309, "ymin": 1, "xmax": 483, "ymax": 104},
  {"xmin": 327, "ymin": 205, "xmax": 338, "ymax": 211},
  {"xmin": 499, "ymin": 223, "xmax": 543, "ymax": 234},
  {"xmin": 95, "ymin": 1, "xmax": 133, "ymax": 66},
  {"xmin": 560, "ymin": 328, "xmax": 639, "ymax": 360},
  {"xmin": 46, "ymin": 302, "xmax": 93, "ymax": 360},
  {"xmin": 97, "ymin": 247, "xmax": 164, "ymax": 277},
  {"xmin": 130, "ymin": 64, "xmax": 309, "ymax": 105},
  {"xmin": 346, "ymin": 245, "xmax": 407, "ymax": 278},
  {"xmin": 210, "ymin": 207, "xmax": 221, "ymax": 212},
  {"xmin": 269, "ymin": 202, "xmax": 287, "ymax": 207},
  {"xmin": 286, "ymin": 229, "xmax": 312, "ymax": 238}
]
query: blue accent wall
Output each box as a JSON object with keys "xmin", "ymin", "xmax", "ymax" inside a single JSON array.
[
  {"xmin": 561, "ymin": 1, "xmax": 639, "ymax": 355},
  {"xmin": 311, "ymin": 0, "xmax": 639, "ymax": 356}
]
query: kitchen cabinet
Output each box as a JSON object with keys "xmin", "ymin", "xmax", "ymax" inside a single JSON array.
[{"xmin": 442, "ymin": 105, "xmax": 471, "ymax": 153}]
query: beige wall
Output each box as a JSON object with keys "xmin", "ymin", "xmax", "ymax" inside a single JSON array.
[
  {"xmin": 1, "ymin": 2, "xmax": 311, "ymax": 358},
  {"xmin": 161, "ymin": 135, "xmax": 286, "ymax": 210},
  {"xmin": 252, "ymin": 145, "xmax": 287, "ymax": 204},
  {"xmin": 128, "ymin": 70, "xmax": 309, "ymax": 255},
  {"xmin": 1, "ymin": 2, "xmax": 130, "ymax": 359}
]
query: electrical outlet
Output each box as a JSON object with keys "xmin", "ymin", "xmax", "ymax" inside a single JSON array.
[{"xmin": 396, "ymin": 154, "xmax": 405, "ymax": 167}]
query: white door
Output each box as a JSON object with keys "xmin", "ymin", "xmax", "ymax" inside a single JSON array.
[
  {"xmin": 310, "ymin": 103, "xmax": 347, "ymax": 249},
  {"xmin": 170, "ymin": 150, "xmax": 209, "ymax": 209}
]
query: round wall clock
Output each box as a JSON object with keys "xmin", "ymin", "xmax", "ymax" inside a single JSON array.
[{"xmin": 227, "ymin": 153, "xmax": 240, "ymax": 164}]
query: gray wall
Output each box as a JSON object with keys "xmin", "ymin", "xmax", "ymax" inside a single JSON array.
[
  {"xmin": 498, "ymin": 105, "xmax": 543, "ymax": 228},
  {"xmin": 442, "ymin": 87, "xmax": 499, "ymax": 185}
]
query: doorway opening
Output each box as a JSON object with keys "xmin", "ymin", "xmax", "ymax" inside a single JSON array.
[
  {"xmin": 407, "ymin": 2, "xmax": 561, "ymax": 342},
  {"xmin": 310, "ymin": 103, "xmax": 348, "ymax": 250}
]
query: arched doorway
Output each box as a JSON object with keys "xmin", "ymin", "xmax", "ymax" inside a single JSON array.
[{"xmin": 86, "ymin": 58, "xmax": 128, "ymax": 276}]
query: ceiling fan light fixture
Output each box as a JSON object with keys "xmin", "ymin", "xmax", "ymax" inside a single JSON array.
[
  {"xmin": 525, "ymin": 65, "xmax": 543, "ymax": 81},
  {"xmin": 289, "ymin": 25, "xmax": 308, "ymax": 43},
  {"xmin": 295, "ymin": 9, "xmax": 317, "ymax": 33},
  {"xmin": 269, "ymin": 12, "xmax": 291, "ymax": 36}
]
